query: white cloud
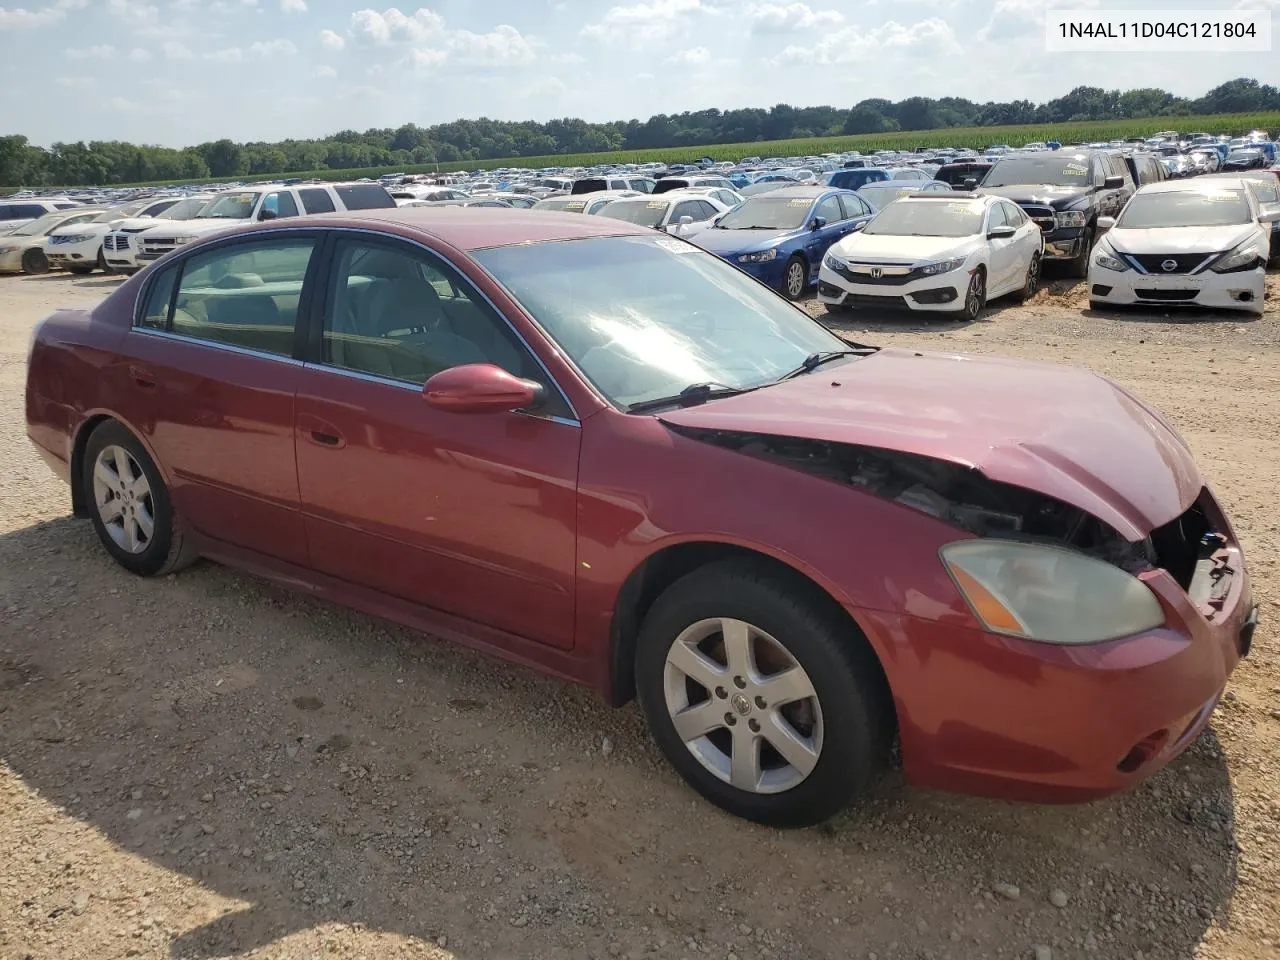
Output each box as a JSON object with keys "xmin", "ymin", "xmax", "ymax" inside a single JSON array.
[
  {"xmin": 448, "ymin": 25, "xmax": 537, "ymax": 65},
  {"xmin": 55, "ymin": 74, "xmax": 95, "ymax": 88},
  {"xmin": 127, "ymin": 47, "xmax": 151, "ymax": 61},
  {"xmin": 665, "ymin": 45, "xmax": 710, "ymax": 65},
  {"xmin": 162, "ymin": 39, "xmax": 194, "ymax": 59},
  {"xmin": 66, "ymin": 44, "xmax": 117, "ymax": 59},
  {"xmin": 772, "ymin": 17, "xmax": 961, "ymax": 65},
  {"xmin": 746, "ymin": 2, "xmax": 842, "ymax": 32},
  {"xmin": 550, "ymin": 51, "xmax": 585, "ymax": 64},
  {"xmin": 977, "ymin": 0, "xmax": 1098, "ymax": 40},
  {"xmin": 315, "ymin": 64, "xmax": 337, "ymax": 77},
  {"xmin": 0, "ymin": 0, "xmax": 87, "ymax": 29},
  {"xmin": 204, "ymin": 46, "xmax": 243, "ymax": 62},
  {"xmin": 249, "ymin": 38, "xmax": 298, "ymax": 56},
  {"xmin": 349, "ymin": 6, "xmax": 444, "ymax": 44},
  {"xmin": 319, "ymin": 27, "xmax": 345, "ymax": 49},
  {"xmin": 280, "ymin": 0, "xmax": 306, "ymax": 11},
  {"xmin": 107, "ymin": 96, "xmax": 139, "ymax": 111},
  {"xmin": 106, "ymin": 0, "xmax": 159, "ymax": 29},
  {"xmin": 580, "ymin": 0, "xmax": 707, "ymax": 44}
]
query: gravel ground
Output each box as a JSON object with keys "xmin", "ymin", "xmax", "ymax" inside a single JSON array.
[{"xmin": 2, "ymin": 266, "xmax": 1279, "ymax": 960}]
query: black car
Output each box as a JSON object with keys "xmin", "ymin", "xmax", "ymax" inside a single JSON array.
[
  {"xmin": 1123, "ymin": 153, "xmax": 1168, "ymax": 187},
  {"xmin": 975, "ymin": 150, "xmax": 1134, "ymax": 277},
  {"xmin": 1222, "ymin": 149, "xmax": 1269, "ymax": 171}
]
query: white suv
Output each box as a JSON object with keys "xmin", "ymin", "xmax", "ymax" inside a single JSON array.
[
  {"xmin": 134, "ymin": 182, "xmax": 396, "ymax": 265},
  {"xmin": 103, "ymin": 194, "xmax": 214, "ymax": 274},
  {"xmin": 0, "ymin": 197, "xmax": 81, "ymax": 236},
  {"xmin": 45, "ymin": 196, "xmax": 181, "ymax": 274}
]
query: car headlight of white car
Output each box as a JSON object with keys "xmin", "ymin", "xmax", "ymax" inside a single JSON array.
[
  {"xmin": 0, "ymin": 245, "xmax": 16, "ymax": 255},
  {"xmin": 1209, "ymin": 240, "xmax": 1263, "ymax": 273},
  {"xmin": 919, "ymin": 257, "xmax": 967, "ymax": 276},
  {"xmin": 738, "ymin": 248, "xmax": 777, "ymax": 263},
  {"xmin": 1055, "ymin": 210, "xmax": 1088, "ymax": 228},
  {"xmin": 57, "ymin": 234, "xmax": 93, "ymax": 244},
  {"xmin": 1093, "ymin": 242, "xmax": 1129, "ymax": 272},
  {"xmin": 822, "ymin": 253, "xmax": 844, "ymax": 270},
  {"xmin": 940, "ymin": 540, "xmax": 1164, "ymax": 644}
]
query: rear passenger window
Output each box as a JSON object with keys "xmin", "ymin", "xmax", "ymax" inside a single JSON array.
[
  {"xmin": 333, "ymin": 184, "xmax": 396, "ymax": 210},
  {"xmin": 298, "ymin": 188, "xmax": 336, "ymax": 214},
  {"xmin": 165, "ymin": 239, "xmax": 316, "ymax": 356},
  {"xmin": 139, "ymin": 266, "xmax": 178, "ymax": 330}
]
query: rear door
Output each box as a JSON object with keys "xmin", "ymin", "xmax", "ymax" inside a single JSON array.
[{"xmin": 123, "ymin": 232, "xmax": 321, "ymax": 564}]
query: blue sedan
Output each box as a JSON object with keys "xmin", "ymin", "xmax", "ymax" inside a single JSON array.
[{"xmin": 688, "ymin": 186, "xmax": 875, "ymax": 299}]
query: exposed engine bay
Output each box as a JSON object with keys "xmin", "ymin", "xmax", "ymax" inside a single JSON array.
[{"xmin": 669, "ymin": 426, "xmax": 1165, "ymax": 573}]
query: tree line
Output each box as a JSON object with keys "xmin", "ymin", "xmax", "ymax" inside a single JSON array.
[{"xmin": 2, "ymin": 77, "xmax": 1277, "ymax": 189}]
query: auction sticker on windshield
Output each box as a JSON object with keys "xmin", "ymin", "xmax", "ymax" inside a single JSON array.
[{"xmin": 1045, "ymin": 9, "xmax": 1270, "ymax": 51}]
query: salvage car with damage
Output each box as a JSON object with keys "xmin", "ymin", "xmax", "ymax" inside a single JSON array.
[{"xmin": 25, "ymin": 207, "xmax": 1257, "ymax": 827}]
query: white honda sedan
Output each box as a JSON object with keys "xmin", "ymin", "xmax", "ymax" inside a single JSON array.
[
  {"xmin": 818, "ymin": 193, "xmax": 1043, "ymax": 322},
  {"xmin": 1088, "ymin": 178, "xmax": 1278, "ymax": 317}
]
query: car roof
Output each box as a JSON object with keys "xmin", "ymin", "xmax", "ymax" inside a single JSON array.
[
  {"xmin": 253, "ymin": 206, "xmax": 654, "ymax": 251},
  {"xmin": 1138, "ymin": 177, "xmax": 1250, "ymax": 194},
  {"xmin": 899, "ymin": 193, "xmax": 990, "ymax": 203},
  {"xmin": 745, "ymin": 185, "xmax": 831, "ymax": 200}
]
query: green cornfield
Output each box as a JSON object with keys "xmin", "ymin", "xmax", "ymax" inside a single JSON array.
[{"xmin": 114, "ymin": 111, "xmax": 1280, "ymax": 189}]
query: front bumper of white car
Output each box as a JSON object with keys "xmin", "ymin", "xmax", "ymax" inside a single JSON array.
[
  {"xmin": 103, "ymin": 230, "xmax": 143, "ymax": 271},
  {"xmin": 45, "ymin": 234, "xmax": 103, "ymax": 270},
  {"xmin": 1088, "ymin": 253, "xmax": 1266, "ymax": 314},
  {"xmin": 817, "ymin": 255, "xmax": 977, "ymax": 312}
]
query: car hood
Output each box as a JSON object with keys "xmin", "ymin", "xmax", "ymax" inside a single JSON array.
[
  {"xmin": 111, "ymin": 216, "xmax": 166, "ymax": 231},
  {"xmin": 978, "ymin": 184, "xmax": 1090, "ymax": 208},
  {"xmin": 48, "ymin": 222, "xmax": 108, "ymax": 238},
  {"xmin": 150, "ymin": 218, "xmax": 252, "ymax": 237},
  {"xmin": 830, "ymin": 232, "xmax": 972, "ymax": 262},
  {"xmin": 1104, "ymin": 224, "xmax": 1257, "ymax": 254},
  {"xmin": 657, "ymin": 347, "xmax": 1200, "ymax": 540},
  {"xmin": 692, "ymin": 227, "xmax": 800, "ymax": 255}
]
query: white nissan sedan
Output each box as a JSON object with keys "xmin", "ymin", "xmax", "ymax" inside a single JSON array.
[
  {"xmin": 818, "ymin": 193, "xmax": 1043, "ymax": 322},
  {"xmin": 1088, "ymin": 178, "xmax": 1278, "ymax": 317}
]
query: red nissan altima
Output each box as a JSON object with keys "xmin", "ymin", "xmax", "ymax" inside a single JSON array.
[{"xmin": 25, "ymin": 207, "xmax": 1257, "ymax": 826}]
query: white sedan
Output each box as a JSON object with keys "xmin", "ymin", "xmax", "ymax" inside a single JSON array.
[
  {"xmin": 818, "ymin": 193, "xmax": 1043, "ymax": 322},
  {"xmin": 1088, "ymin": 178, "xmax": 1279, "ymax": 317},
  {"xmin": 596, "ymin": 190, "xmax": 734, "ymax": 236}
]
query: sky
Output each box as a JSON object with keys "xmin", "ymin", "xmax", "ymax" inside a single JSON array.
[{"xmin": 1, "ymin": 0, "xmax": 1278, "ymax": 148}]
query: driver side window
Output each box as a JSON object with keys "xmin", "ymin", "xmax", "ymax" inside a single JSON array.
[
  {"xmin": 320, "ymin": 238, "xmax": 565, "ymax": 415},
  {"xmin": 814, "ymin": 195, "xmax": 844, "ymax": 223}
]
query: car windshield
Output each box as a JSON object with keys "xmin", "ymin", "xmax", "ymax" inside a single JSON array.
[
  {"xmin": 473, "ymin": 234, "xmax": 849, "ymax": 409},
  {"xmin": 1227, "ymin": 150, "xmax": 1261, "ymax": 161},
  {"xmin": 197, "ymin": 192, "xmax": 259, "ymax": 219},
  {"xmin": 599, "ymin": 200, "xmax": 670, "ymax": 227},
  {"xmin": 982, "ymin": 156, "xmax": 1093, "ymax": 187},
  {"xmin": 10, "ymin": 213, "xmax": 69, "ymax": 236},
  {"xmin": 535, "ymin": 198, "xmax": 590, "ymax": 212},
  {"xmin": 159, "ymin": 197, "xmax": 210, "ymax": 220},
  {"xmin": 858, "ymin": 185, "xmax": 921, "ymax": 211},
  {"xmin": 716, "ymin": 196, "xmax": 813, "ymax": 230},
  {"xmin": 1117, "ymin": 190, "xmax": 1251, "ymax": 228},
  {"xmin": 863, "ymin": 200, "xmax": 985, "ymax": 237}
]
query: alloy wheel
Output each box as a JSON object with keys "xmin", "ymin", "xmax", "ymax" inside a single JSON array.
[
  {"xmin": 663, "ymin": 617, "xmax": 824, "ymax": 794},
  {"xmin": 785, "ymin": 260, "xmax": 806, "ymax": 299},
  {"xmin": 963, "ymin": 271, "xmax": 985, "ymax": 321},
  {"xmin": 92, "ymin": 444, "xmax": 155, "ymax": 555},
  {"xmin": 1025, "ymin": 253, "xmax": 1041, "ymax": 298}
]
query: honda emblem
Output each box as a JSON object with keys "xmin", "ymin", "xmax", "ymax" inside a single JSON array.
[{"xmin": 869, "ymin": 267, "xmax": 883, "ymax": 279}]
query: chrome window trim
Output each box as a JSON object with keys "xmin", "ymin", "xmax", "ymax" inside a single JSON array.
[{"xmin": 130, "ymin": 326, "xmax": 304, "ymax": 365}]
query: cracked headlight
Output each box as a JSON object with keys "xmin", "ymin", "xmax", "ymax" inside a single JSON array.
[{"xmin": 941, "ymin": 540, "xmax": 1164, "ymax": 644}]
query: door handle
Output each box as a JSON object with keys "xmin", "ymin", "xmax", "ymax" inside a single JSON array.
[
  {"xmin": 129, "ymin": 364, "xmax": 156, "ymax": 389},
  {"xmin": 310, "ymin": 430, "xmax": 343, "ymax": 447},
  {"xmin": 298, "ymin": 413, "xmax": 346, "ymax": 449}
]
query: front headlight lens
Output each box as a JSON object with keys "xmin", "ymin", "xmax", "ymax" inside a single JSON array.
[
  {"xmin": 1093, "ymin": 243, "xmax": 1129, "ymax": 272},
  {"xmin": 738, "ymin": 248, "xmax": 777, "ymax": 263},
  {"xmin": 171, "ymin": 236, "xmax": 196, "ymax": 246},
  {"xmin": 823, "ymin": 253, "xmax": 843, "ymax": 270},
  {"xmin": 919, "ymin": 256, "xmax": 966, "ymax": 276},
  {"xmin": 940, "ymin": 540, "xmax": 1164, "ymax": 644},
  {"xmin": 1056, "ymin": 210, "xmax": 1087, "ymax": 228},
  {"xmin": 59, "ymin": 234, "xmax": 93, "ymax": 243},
  {"xmin": 1210, "ymin": 241, "xmax": 1262, "ymax": 273}
]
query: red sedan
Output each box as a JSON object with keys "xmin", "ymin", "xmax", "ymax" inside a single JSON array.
[{"xmin": 25, "ymin": 207, "xmax": 1257, "ymax": 826}]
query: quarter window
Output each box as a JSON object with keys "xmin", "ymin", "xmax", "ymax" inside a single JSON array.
[
  {"xmin": 298, "ymin": 188, "xmax": 337, "ymax": 214},
  {"xmin": 161, "ymin": 238, "xmax": 316, "ymax": 355},
  {"xmin": 838, "ymin": 194, "xmax": 870, "ymax": 219},
  {"xmin": 320, "ymin": 238, "xmax": 552, "ymax": 402}
]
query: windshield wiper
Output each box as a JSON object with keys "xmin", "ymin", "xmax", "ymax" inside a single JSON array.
[
  {"xmin": 626, "ymin": 382, "xmax": 752, "ymax": 414},
  {"xmin": 778, "ymin": 349, "xmax": 873, "ymax": 382}
]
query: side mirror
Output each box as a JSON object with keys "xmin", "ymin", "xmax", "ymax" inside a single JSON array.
[
  {"xmin": 986, "ymin": 225, "xmax": 1017, "ymax": 239},
  {"xmin": 678, "ymin": 215, "xmax": 694, "ymax": 225},
  {"xmin": 809, "ymin": 216, "xmax": 827, "ymax": 231},
  {"xmin": 962, "ymin": 177, "xmax": 978, "ymax": 190},
  {"xmin": 850, "ymin": 220, "xmax": 865, "ymax": 232},
  {"xmin": 1096, "ymin": 216, "xmax": 1117, "ymax": 232},
  {"xmin": 423, "ymin": 363, "xmax": 545, "ymax": 414},
  {"xmin": 1103, "ymin": 175, "xmax": 1125, "ymax": 189},
  {"xmin": 1259, "ymin": 206, "xmax": 1280, "ymax": 224},
  {"xmin": 258, "ymin": 208, "xmax": 277, "ymax": 221}
]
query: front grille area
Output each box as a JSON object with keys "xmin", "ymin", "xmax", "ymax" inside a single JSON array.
[
  {"xmin": 103, "ymin": 234, "xmax": 128, "ymax": 252},
  {"xmin": 1127, "ymin": 252, "xmax": 1216, "ymax": 274},
  {"xmin": 830, "ymin": 261, "xmax": 917, "ymax": 285},
  {"xmin": 1135, "ymin": 289, "xmax": 1198, "ymax": 301},
  {"xmin": 1020, "ymin": 204, "xmax": 1056, "ymax": 231},
  {"xmin": 844, "ymin": 294, "xmax": 909, "ymax": 308},
  {"xmin": 141, "ymin": 238, "xmax": 177, "ymax": 256}
]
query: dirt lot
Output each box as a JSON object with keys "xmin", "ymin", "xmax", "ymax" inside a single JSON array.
[{"xmin": 2, "ymin": 267, "xmax": 1280, "ymax": 960}]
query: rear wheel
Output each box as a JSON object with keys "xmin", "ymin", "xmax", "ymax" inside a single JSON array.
[
  {"xmin": 21, "ymin": 248, "xmax": 48, "ymax": 275},
  {"xmin": 1012, "ymin": 251, "xmax": 1041, "ymax": 303},
  {"xmin": 635, "ymin": 559, "xmax": 891, "ymax": 827},
  {"xmin": 82, "ymin": 421, "xmax": 197, "ymax": 577},
  {"xmin": 782, "ymin": 255, "xmax": 808, "ymax": 301}
]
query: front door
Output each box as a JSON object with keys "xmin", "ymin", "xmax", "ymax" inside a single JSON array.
[
  {"xmin": 294, "ymin": 234, "xmax": 581, "ymax": 649},
  {"xmin": 124, "ymin": 234, "xmax": 319, "ymax": 565}
]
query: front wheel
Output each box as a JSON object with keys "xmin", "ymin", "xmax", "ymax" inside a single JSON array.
[
  {"xmin": 781, "ymin": 255, "xmax": 808, "ymax": 301},
  {"xmin": 69, "ymin": 264, "xmax": 94, "ymax": 275},
  {"xmin": 21, "ymin": 248, "xmax": 48, "ymax": 275},
  {"xmin": 82, "ymin": 421, "xmax": 197, "ymax": 577},
  {"xmin": 959, "ymin": 268, "xmax": 986, "ymax": 323},
  {"xmin": 1067, "ymin": 229, "xmax": 1094, "ymax": 279},
  {"xmin": 635, "ymin": 560, "xmax": 891, "ymax": 827}
]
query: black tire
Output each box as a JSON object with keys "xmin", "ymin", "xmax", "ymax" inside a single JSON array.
[
  {"xmin": 21, "ymin": 248, "xmax": 48, "ymax": 275},
  {"xmin": 1067, "ymin": 228, "xmax": 1094, "ymax": 279},
  {"xmin": 82, "ymin": 421, "xmax": 197, "ymax": 577},
  {"xmin": 69, "ymin": 264, "xmax": 94, "ymax": 275},
  {"xmin": 781, "ymin": 255, "xmax": 808, "ymax": 301},
  {"xmin": 635, "ymin": 559, "xmax": 892, "ymax": 828},
  {"xmin": 959, "ymin": 267, "xmax": 986, "ymax": 323},
  {"xmin": 96, "ymin": 247, "xmax": 107, "ymax": 272},
  {"xmin": 823, "ymin": 301, "xmax": 853, "ymax": 316},
  {"xmin": 1011, "ymin": 251, "xmax": 1041, "ymax": 303}
]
